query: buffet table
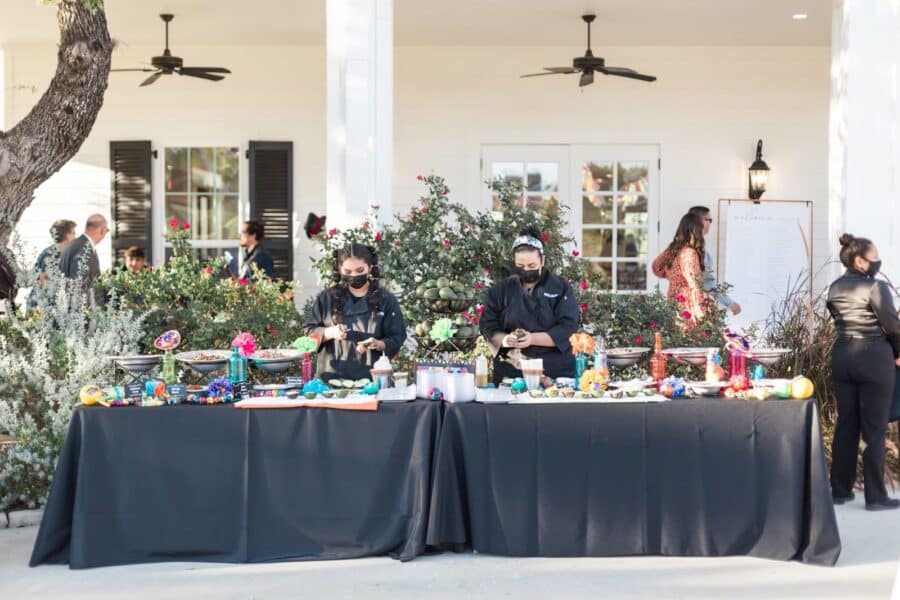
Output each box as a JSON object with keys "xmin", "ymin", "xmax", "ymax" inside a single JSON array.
[
  {"xmin": 426, "ymin": 399, "xmax": 841, "ymax": 566},
  {"xmin": 30, "ymin": 401, "xmax": 441, "ymax": 569}
]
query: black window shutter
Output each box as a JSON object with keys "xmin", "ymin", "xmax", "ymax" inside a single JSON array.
[
  {"xmin": 248, "ymin": 141, "xmax": 293, "ymax": 281},
  {"xmin": 109, "ymin": 141, "xmax": 153, "ymax": 265}
]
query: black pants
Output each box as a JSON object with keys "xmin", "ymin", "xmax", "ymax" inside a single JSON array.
[{"xmin": 830, "ymin": 338, "xmax": 896, "ymax": 504}]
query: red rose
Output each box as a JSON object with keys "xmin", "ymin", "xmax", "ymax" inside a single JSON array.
[
  {"xmin": 268, "ymin": 326, "xmax": 279, "ymax": 337},
  {"xmin": 238, "ymin": 277, "xmax": 249, "ymax": 286},
  {"xmin": 327, "ymin": 228, "xmax": 337, "ymax": 239},
  {"xmin": 682, "ymin": 310, "xmax": 693, "ymax": 320},
  {"xmin": 362, "ymin": 221, "xmax": 370, "ymax": 230},
  {"xmin": 169, "ymin": 218, "xmax": 178, "ymax": 229},
  {"xmin": 676, "ymin": 294, "xmax": 686, "ymax": 304},
  {"xmin": 183, "ymin": 222, "xmax": 191, "ymax": 230},
  {"xmin": 476, "ymin": 305, "xmax": 484, "ymax": 315},
  {"xmin": 579, "ymin": 279, "xmax": 588, "ymax": 291},
  {"xmin": 471, "ymin": 316, "xmax": 479, "ymax": 325},
  {"xmin": 540, "ymin": 232, "xmax": 550, "ymax": 243},
  {"xmin": 579, "ymin": 303, "xmax": 588, "ymax": 313},
  {"xmin": 442, "ymin": 239, "xmax": 451, "ymax": 248},
  {"xmin": 203, "ymin": 266, "xmax": 213, "ymax": 276},
  {"xmin": 703, "ymin": 330, "xmax": 712, "ymax": 339},
  {"xmin": 635, "ymin": 335, "xmax": 644, "ymax": 346},
  {"xmin": 572, "ymin": 249, "xmax": 580, "ymax": 257},
  {"xmin": 394, "ymin": 241, "xmax": 401, "ymax": 247},
  {"xmin": 649, "ymin": 320, "xmax": 658, "ymax": 330},
  {"xmin": 475, "ymin": 282, "xmax": 484, "ymax": 291},
  {"xmin": 416, "ymin": 174, "xmax": 423, "ymax": 181},
  {"xmin": 374, "ymin": 231, "xmax": 383, "ymax": 242}
]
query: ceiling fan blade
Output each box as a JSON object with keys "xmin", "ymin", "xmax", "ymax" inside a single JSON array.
[
  {"xmin": 521, "ymin": 72, "xmax": 567, "ymax": 78},
  {"xmin": 178, "ymin": 70, "xmax": 226, "ymax": 82},
  {"xmin": 139, "ymin": 71, "xmax": 163, "ymax": 86},
  {"xmin": 579, "ymin": 70, "xmax": 594, "ymax": 87},
  {"xmin": 544, "ymin": 66, "xmax": 579, "ymax": 74},
  {"xmin": 111, "ymin": 68, "xmax": 156, "ymax": 72},
  {"xmin": 602, "ymin": 66, "xmax": 657, "ymax": 82},
  {"xmin": 180, "ymin": 67, "xmax": 231, "ymax": 74}
]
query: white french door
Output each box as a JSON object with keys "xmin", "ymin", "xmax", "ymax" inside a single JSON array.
[{"xmin": 481, "ymin": 144, "xmax": 660, "ymax": 292}]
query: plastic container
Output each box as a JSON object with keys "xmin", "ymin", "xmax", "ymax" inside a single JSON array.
[{"xmin": 443, "ymin": 372, "xmax": 476, "ymax": 403}]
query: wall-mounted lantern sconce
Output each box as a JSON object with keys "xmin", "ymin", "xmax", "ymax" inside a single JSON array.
[{"xmin": 748, "ymin": 140, "xmax": 770, "ymax": 202}]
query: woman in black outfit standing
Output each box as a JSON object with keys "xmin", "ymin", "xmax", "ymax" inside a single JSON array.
[{"xmin": 826, "ymin": 233, "xmax": 900, "ymax": 510}]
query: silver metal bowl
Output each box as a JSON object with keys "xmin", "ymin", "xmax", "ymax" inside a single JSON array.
[
  {"xmin": 746, "ymin": 348, "xmax": 791, "ymax": 366},
  {"xmin": 250, "ymin": 349, "xmax": 302, "ymax": 374},
  {"xmin": 108, "ymin": 354, "xmax": 161, "ymax": 375},
  {"xmin": 664, "ymin": 347, "xmax": 720, "ymax": 367},
  {"xmin": 175, "ymin": 350, "xmax": 231, "ymax": 374},
  {"xmin": 606, "ymin": 347, "xmax": 650, "ymax": 367},
  {"xmin": 689, "ymin": 381, "xmax": 728, "ymax": 397}
]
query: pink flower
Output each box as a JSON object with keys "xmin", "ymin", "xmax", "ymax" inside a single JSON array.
[
  {"xmin": 476, "ymin": 305, "xmax": 484, "ymax": 315},
  {"xmin": 362, "ymin": 221, "xmax": 370, "ymax": 230},
  {"xmin": 682, "ymin": 310, "xmax": 693, "ymax": 320},
  {"xmin": 635, "ymin": 335, "xmax": 644, "ymax": 346},
  {"xmin": 483, "ymin": 267, "xmax": 491, "ymax": 275},
  {"xmin": 231, "ymin": 331, "xmax": 257, "ymax": 357},
  {"xmin": 238, "ymin": 277, "xmax": 249, "ymax": 286},
  {"xmin": 572, "ymin": 249, "xmax": 580, "ymax": 257},
  {"xmin": 579, "ymin": 302, "xmax": 589, "ymax": 313},
  {"xmin": 475, "ymin": 282, "xmax": 484, "ymax": 291},
  {"xmin": 703, "ymin": 330, "xmax": 712, "ymax": 339},
  {"xmin": 540, "ymin": 232, "xmax": 550, "ymax": 243},
  {"xmin": 182, "ymin": 222, "xmax": 191, "ymax": 230},
  {"xmin": 169, "ymin": 218, "xmax": 178, "ymax": 229},
  {"xmin": 470, "ymin": 316, "xmax": 479, "ymax": 325},
  {"xmin": 327, "ymin": 228, "xmax": 337, "ymax": 239},
  {"xmin": 676, "ymin": 294, "xmax": 686, "ymax": 304},
  {"xmin": 649, "ymin": 320, "xmax": 658, "ymax": 330},
  {"xmin": 416, "ymin": 174, "xmax": 423, "ymax": 181},
  {"xmin": 393, "ymin": 241, "xmax": 401, "ymax": 248},
  {"xmin": 442, "ymin": 239, "xmax": 451, "ymax": 248},
  {"xmin": 374, "ymin": 231, "xmax": 383, "ymax": 242},
  {"xmin": 202, "ymin": 266, "xmax": 213, "ymax": 278},
  {"xmin": 579, "ymin": 279, "xmax": 588, "ymax": 291}
]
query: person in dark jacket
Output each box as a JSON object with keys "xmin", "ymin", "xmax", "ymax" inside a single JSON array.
[
  {"xmin": 304, "ymin": 243, "xmax": 406, "ymax": 383},
  {"xmin": 826, "ymin": 233, "xmax": 900, "ymax": 511},
  {"xmin": 480, "ymin": 226, "xmax": 581, "ymax": 384},
  {"xmin": 59, "ymin": 214, "xmax": 108, "ymax": 307},
  {"xmin": 238, "ymin": 220, "xmax": 275, "ymax": 280}
]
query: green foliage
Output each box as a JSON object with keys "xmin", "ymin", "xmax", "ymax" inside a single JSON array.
[{"xmin": 100, "ymin": 220, "xmax": 303, "ymax": 352}]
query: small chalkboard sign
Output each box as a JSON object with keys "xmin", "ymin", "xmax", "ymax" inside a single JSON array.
[
  {"xmin": 284, "ymin": 376, "xmax": 304, "ymax": 388},
  {"xmin": 125, "ymin": 383, "xmax": 143, "ymax": 400},
  {"xmin": 167, "ymin": 383, "xmax": 188, "ymax": 401},
  {"xmin": 235, "ymin": 381, "xmax": 250, "ymax": 399}
]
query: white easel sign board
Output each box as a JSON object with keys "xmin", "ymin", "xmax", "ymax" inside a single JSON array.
[{"xmin": 716, "ymin": 199, "xmax": 813, "ymax": 333}]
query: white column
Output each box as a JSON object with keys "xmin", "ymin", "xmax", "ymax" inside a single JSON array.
[
  {"xmin": 829, "ymin": 0, "xmax": 900, "ymax": 283},
  {"xmin": 326, "ymin": 0, "xmax": 393, "ymax": 230},
  {"xmin": 0, "ymin": 47, "xmax": 7, "ymax": 132}
]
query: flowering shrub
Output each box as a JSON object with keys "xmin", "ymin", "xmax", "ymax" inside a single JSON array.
[
  {"xmin": 0, "ymin": 248, "xmax": 147, "ymax": 510},
  {"xmin": 101, "ymin": 220, "xmax": 303, "ymax": 352}
]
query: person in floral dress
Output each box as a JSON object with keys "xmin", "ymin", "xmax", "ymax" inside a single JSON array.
[{"xmin": 651, "ymin": 213, "xmax": 714, "ymax": 329}]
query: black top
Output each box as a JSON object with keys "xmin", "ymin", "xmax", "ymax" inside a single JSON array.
[
  {"xmin": 827, "ymin": 270, "xmax": 900, "ymax": 358},
  {"xmin": 304, "ymin": 286, "xmax": 407, "ymax": 382},
  {"xmin": 479, "ymin": 268, "xmax": 581, "ymax": 377},
  {"xmin": 240, "ymin": 245, "xmax": 275, "ymax": 280}
]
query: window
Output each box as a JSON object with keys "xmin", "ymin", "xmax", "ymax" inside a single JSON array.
[
  {"xmin": 164, "ymin": 147, "xmax": 241, "ymax": 270},
  {"xmin": 482, "ymin": 144, "xmax": 659, "ymax": 293}
]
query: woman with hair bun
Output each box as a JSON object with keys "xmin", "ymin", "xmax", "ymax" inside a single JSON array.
[
  {"xmin": 826, "ymin": 233, "xmax": 900, "ymax": 511},
  {"xmin": 304, "ymin": 243, "xmax": 406, "ymax": 383},
  {"xmin": 479, "ymin": 226, "xmax": 581, "ymax": 384}
]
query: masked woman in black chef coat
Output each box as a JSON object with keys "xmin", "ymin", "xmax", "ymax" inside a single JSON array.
[
  {"xmin": 305, "ymin": 244, "xmax": 407, "ymax": 383},
  {"xmin": 480, "ymin": 227, "xmax": 581, "ymax": 384}
]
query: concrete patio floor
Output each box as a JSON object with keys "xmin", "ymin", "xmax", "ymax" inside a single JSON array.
[{"xmin": 1, "ymin": 496, "xmax": 899, "ymax": 599}]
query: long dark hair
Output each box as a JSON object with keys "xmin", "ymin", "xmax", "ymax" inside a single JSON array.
[
  {"xmin": 662, "ymin": 213, "xmax": 706, "ymax": 271},
  {"xmin": 329, "ymin": 243, "xmax": 383, "ymax": 324},
  {"xmin": 838, "ymin": 233, "xmax": 874, "ymax": 271}
]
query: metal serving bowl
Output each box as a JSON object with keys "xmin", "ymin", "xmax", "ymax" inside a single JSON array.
[
  {"xmin": 108, "ymin": 354, "xmax": 161, "ymax": 376},
  {"xmin": 664, "ymin": 347, "xmax": 720, "ymax": 367},
  {"xmin": 249, "ymin": 349, "xmax": 302, "ymax": 374},
  {"xmin": 606, "ymin": 347, "xmax": 650, "ymax": 367},
  {"xmin": 745, "ymin": 348, "xmax": 791, "ymax": 366},
  {"xmin": 175, "ymin": 350, "xmax": 231, "ymax": 374}
]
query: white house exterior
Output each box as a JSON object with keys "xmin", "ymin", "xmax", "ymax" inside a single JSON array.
[{"xmin": 1, "ymin": 0, "xmax": 897, "ymax": 307}]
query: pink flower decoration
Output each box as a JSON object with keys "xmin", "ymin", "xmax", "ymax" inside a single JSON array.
[
  {"xmin": 374, "ymin": 231, "xmax": 383, "ymax": 242},
  {"xmin": 572, "ymin": 249, "xmax": 580, "ymax": 257},
  {"xmin": 676, "ymin": 294, "xmax": 686, "ymax": 304},
  {"xmin": 238, "ymin": 277, "xmax": 249, "ymax": 286},
  {"xmin": 475, "ymin": 282, "xmax": 484, "ymax": 291},
  {"xmin": 476, "ymin": 305, "xmax": 485, "ymax": 315},
  {"xmin": 635, "ymin": 335, "xmax": 644, "ymax": 346},
  {"xmin": 183, "ymin": 222, "xmax": 191, "ymax": 230},
  {"xmin": 231, "ymin": 331, "xmax": 257, "ymax": 357},
  {"xmin": 579, "ymin": 302, "xmax": 589, "ymax": 313},
  {"xmin": 649, "ymin": 320, "xmax": 658, "ymax": 330},
  {"xmin": 579, "ymin": 279, "xmax": 588, "ymax": 291},
  {"xmin": 442, "ymin": 239, "xmax": 451, "ymax": 248},
  {"xmin": 169, "ymin": 218, "xmax": 179, "ymax": 229},
  {"xmin": 682, "ymin": 310, "xmax": 693, "ymax": 320},
  {"xmin": 416, "ymin": 174, "xmax": 423, "ymax": 181},
  {"xmin": 327, "ymin": 228, "xmax": 337, "ymax": 239}
]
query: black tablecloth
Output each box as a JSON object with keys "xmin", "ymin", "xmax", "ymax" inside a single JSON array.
[
  {"xmin": 427, "ymin": 399, "xmax": 841, "ymax": 566},
  {"xmin": 30, "ymin": 401, "xmax": 441, "ymax": 569}
]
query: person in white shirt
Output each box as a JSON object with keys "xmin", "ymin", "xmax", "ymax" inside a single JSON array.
[{"xmin": 688, "ymin": 206, "xmax": 741, "ymax": 316}]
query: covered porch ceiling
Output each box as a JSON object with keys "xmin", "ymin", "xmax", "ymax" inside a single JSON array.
[{"xmin": 1, "ymin": 0, "xmax": 830, "ymax": 47}]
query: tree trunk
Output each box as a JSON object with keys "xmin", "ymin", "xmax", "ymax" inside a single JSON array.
[{"xmin": 0, "ymin": 0, "xmax": 111, "ymax": 245}]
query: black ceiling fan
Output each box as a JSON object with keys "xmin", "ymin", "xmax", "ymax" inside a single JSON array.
[
  {"xmin": 522, "ymin": 14, "xmax": 656, "ymax": 87},
  {"xmin": 111, "ymin": 14, "xmax": 231, "ymax": 86}
]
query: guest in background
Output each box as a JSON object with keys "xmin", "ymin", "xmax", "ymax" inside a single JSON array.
[
  {"xmin": 826, "ymin": 233, "xmax": 900, "ymax": 511},
  {"xmin": 238, "ymin": 220, "xmax": 275, "ymax": 280},
  {"xmin": 651, "ymin": 213, "xmax": 714, "ymax": 328},
  {"xmin": 688, "ymin": 206, "xmax": 741, "ymax": 316},
  {"xmin": 0, "ymin": 248, "xmax": 17, "ymax": 314},
  {"xmin": 59, "ymin": 214, "xmax": 109, "ymax": 306},
  {"xmin": 121, "ymin": 246, "xmax": 150, "ymax": 274},
  {"xmin": 27, "ymin": 219, "xmax": 77, "ymax": 313},
  {"xmin": 480, "ymin": 226, "xmax": 580, "ymax": 383}
]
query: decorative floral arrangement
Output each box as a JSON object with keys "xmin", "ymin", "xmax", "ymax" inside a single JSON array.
[
  {"xmin": 207, "ymin": 377, "xmax": 234, "ymax": 401},
  {"xmin": 231, "ymin": 331, "xmax": 257, "ymax": 357},
  {"xmin": 569, "ymin": 332, "xmax": 596, "ymax": 356},
  {"xmin": 428, "ymin": 318, "xmax": 457, "ymax": 343},
  {"xmin": 291, "ymin": 335, "xmax": 320, "ymax": 354}
]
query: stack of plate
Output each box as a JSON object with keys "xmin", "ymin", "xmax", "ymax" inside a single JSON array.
[{"xmin": 606, "ymin": 347, "xmax": 650, "ymax": 367}]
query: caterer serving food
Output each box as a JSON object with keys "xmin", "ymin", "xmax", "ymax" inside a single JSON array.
[
  {"xmin": 479, "ymin": 227, "xmax": 581, "ymax": 384},
  {"xmin": 304, "ymin": 244, "xmax": 407, "ymax": 383}
]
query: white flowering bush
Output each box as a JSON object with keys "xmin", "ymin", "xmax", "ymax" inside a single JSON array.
[{"xmin": 0, "ymin": 245, "xmax": 146, "ymax": 510}]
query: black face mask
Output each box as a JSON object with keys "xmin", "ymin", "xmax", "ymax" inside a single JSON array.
[
  {"xmin": 516, "ymin": 266, "xmax": 542, "ymax": 284},
  {"xmin": 342, "ymin": 273, "xmax": 370, "ymax": 289},
  {"xmin": 865, "ymin": 260, "xmax": 882, "ymax": 278}
]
